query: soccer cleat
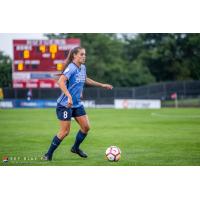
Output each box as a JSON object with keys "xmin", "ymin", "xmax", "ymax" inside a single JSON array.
[
  {"xmin": 43, "ymin": 154, "xmax": 52, "ymax": 161},
  {"xmin": 71, "ymin": 147, "xmax": 88, "ymax": 158}
]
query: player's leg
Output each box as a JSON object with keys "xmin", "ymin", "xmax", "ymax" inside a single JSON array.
[
  {"xmin": 75, "ymin": 115, "xmax": 90, "ymax": 134},
  {"xmin": 57, "ymin": 120, "xmax": 71, "ymax": 140},
  {"xmin": 44, "ymin": 120, "xmax": 71, "ymax": 160},
  {"xmin": 71, "ymin": 107, "xmax": 90, "ymax": 158},
  {"xmin": 44, "ymin": 104, "xmax": 72, "ymax": 161}
]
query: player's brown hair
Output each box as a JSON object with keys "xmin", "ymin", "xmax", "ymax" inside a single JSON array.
[
  {"xmin": 54, "ymin": 46, "xmax": 84, "ymax": 79},
  {"xmin": 63, "ymin": 46, "xmax": 84, "ymax": 72}
]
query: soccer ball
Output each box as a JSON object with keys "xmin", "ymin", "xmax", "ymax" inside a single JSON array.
[{"xmin": 105, "ymin": 146, "xmax": 121, "ymax": 161}]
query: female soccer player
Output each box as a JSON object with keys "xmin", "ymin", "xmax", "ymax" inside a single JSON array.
[{"xmin": 44, "ymin": 47, "xmax": 113, "ymax": 160}]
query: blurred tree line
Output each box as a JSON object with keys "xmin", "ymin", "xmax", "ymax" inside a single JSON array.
[
  {"xmin": 0, "ymin": 51, "xmax": 12, "ymax": 87},
  {"xmin": 46, "ymin": 33, "xmax": 200, "ymax": 86},
  {"xmin": 1, "ymin": 33, "xmax": 200, "ymax": 87}
]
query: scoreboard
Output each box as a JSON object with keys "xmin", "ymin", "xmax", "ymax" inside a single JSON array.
[{"xmin": 13, "ymin": 38, "xmax": 80, "ymax": 88}]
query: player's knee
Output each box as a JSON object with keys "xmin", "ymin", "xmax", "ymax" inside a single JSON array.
[
  {"xmin": 58, "ymin": 129, "xmax": 70, "ymax": 140},
  {"xmin": 82, "ymin": 125, "xmax": 90, "ymax": 134},
  {"xmin": 63, "ymin": 131, "xmax": 70, "ymax": 137}
]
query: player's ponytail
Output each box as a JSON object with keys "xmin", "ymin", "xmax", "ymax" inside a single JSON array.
[
  {"xmin": 62, "ymin": 49, "xmax": 73, "ymax": 72},
  {"xmin": 54, "ymin": 46, "xmax": 84, "ymax": 80},
  {"xmin": 62, "ymin": 46, "xmax": 83, "ymax": 72}
]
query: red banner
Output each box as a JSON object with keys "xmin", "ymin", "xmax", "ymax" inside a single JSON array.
[{"xmin": 171, "ymin": 93, "xmax": 177, "ymax": 99}]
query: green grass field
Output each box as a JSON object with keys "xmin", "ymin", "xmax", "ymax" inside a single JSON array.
[{"xmin": 0, "ymin": 108, "xmax": 200, "ymax": 166}]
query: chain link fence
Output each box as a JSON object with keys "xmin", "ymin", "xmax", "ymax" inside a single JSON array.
[{"xmin": 2, "ymin": 80, "xmax": 200, "ymax": 107}]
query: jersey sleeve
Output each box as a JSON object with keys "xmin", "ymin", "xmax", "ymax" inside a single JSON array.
[{"xmin": 62, "ymin": 64, "xmax": 76, "ymax": 79}]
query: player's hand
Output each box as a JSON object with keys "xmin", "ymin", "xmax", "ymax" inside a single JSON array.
[
  {"xmin": 67, "ymin": 96, "xmax": 73, "ymax": 108},
  {"xmin": 102, "ymin": 84, "xmax": 113, "ymax": 90}
]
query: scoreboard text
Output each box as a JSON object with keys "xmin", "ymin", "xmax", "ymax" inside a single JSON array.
[{"xmin": 13, "ymin": 38, "xmax": 80, "ymax": 88}]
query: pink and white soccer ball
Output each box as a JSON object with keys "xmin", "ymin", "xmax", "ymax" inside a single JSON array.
[{"xmin": 105, "ymin": 146, "xmax": 121, "ymax": 161}]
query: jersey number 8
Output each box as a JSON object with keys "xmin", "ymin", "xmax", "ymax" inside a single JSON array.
[{"xmin": 63, "ymin": 111, "xmax": 68, "ymax": 119}]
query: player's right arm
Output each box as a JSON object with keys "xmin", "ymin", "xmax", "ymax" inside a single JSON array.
[{"xmin": 57, "ymin": 75, "xmax": 73, "ymax": 108}]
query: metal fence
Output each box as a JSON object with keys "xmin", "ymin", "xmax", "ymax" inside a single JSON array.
[
  {"xmin": 134, "ymin": 80, "xmax": 200, "ymax": 100},
  {"xmin": 2, "ymin": 80, "xmax": 200, "ymax": 105}
]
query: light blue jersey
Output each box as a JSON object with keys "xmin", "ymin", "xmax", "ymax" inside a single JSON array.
[{"xmin": 57, "ymin": 62, "xmax": 87, "ymax": 108}]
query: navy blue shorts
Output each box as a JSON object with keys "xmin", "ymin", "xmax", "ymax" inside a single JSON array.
[{"xmin": 56, "ymin": 103, "xmax": 86, "ymax": 121}]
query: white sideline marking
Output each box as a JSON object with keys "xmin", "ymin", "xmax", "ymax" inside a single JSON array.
[{"xmin": 151, "ymin": 112, "xmax": 200, "ymax": 118}]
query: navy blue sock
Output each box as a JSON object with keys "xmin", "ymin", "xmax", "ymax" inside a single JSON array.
[
  {"xmin": 73, "ymin": 130, "xmax": 87, "ymax": 150},
  {"xmin": 46, "ymin": 135, "xmax": 62, "ymax": 157}
]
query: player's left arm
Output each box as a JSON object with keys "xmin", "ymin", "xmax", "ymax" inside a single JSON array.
[{"xmin": 86, "ymin": 77, "xmax": 113, "ymax": 90}]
